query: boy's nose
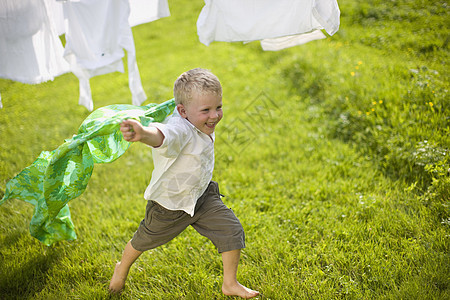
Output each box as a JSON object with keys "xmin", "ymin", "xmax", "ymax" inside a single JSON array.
[{"xmin": 210, "ymin": 111, "xmax": 219, "ymax": 119}]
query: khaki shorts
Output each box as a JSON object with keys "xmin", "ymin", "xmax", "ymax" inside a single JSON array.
[{"xmin": 131, "ymin": 181, "xmax": 245, "ymax": 253}]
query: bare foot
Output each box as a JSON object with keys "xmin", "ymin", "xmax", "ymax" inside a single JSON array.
[
  {"xmin": 109, "ymin": 262, "xmax": 127, "ymax": 294},
  {"xmin": 222, "ymin": 281, "xmax": 260, "ymax": 299}
]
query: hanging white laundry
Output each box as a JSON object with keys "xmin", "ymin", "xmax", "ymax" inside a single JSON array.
[
  {"xmin": 260, "ymin": 30, "xmax": 326, "ymax": 51},
  {"xmin": 197, "ymin": 0, "xmax": 340, "ymax": 50},
  {"xmin": 62, "ymin": 0, "xmax": 151, "ymax": 111},
  {"xmin": 48, "ymin": 0, "xmax": 66, "ymax": 36},
  {"xmin": 129, "ymin": 0, "xmax": 170, "ymax": 27},
  {"xmin": 0, "ymin": 0, "xmax": 70, "ymax": 108},
  {"xmin": 312, "ymin": 0, "xmax": 340, "ymax": 36},
  {"xmin": 51, "ymin": 0, "xmax": 170, "ymax": 35}
]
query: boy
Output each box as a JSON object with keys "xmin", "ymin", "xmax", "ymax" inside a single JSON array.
[{"xmin": 109, "ymin": 68, "xmax": 259, "ymax": 299}]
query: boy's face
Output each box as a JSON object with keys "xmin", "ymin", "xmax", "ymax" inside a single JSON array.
[{"xmin": 177, "ymin": 92, "xmax": 223, "ymax": 135}]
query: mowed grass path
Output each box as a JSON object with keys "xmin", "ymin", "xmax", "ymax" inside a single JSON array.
[{"xmin": 1, "ymin": 0, "xmax": 448, "ymax": 299}]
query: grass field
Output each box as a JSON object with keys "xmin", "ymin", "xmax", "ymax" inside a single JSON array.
[{"xmin": 1, "ymin": 0, "xmax": 449, "ymax": 299}]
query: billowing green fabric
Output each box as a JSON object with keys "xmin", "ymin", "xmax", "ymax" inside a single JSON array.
[{"xmin": 0, "ymin": 99, "xmax": 176, "ymax": 246}]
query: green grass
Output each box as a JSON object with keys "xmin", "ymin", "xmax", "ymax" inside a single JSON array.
[{"xmin": 1, "ymin": 0, "xmax": 449, "ymax": 299}]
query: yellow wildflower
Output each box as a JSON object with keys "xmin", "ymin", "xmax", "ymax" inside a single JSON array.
[{"xmin": 351, "ymin": 72, "xmax": 355, "ymax": 76}]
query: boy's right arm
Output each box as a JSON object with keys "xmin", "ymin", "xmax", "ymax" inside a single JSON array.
[{"xmin": 120, "ymin": 119, "xmax": 164, "ymax": 147}]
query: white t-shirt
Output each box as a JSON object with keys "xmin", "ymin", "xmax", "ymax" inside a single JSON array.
[
  {"xmin": 144, "ymin": 110, "xmax": 215, "ymax": 216},
  {"xmin": 196, "ymin": 0, "xmax": 340, "ymax": 47},
  {"xmin": 62, "ymin": 0, "xmax": 153, "ymax": 111}
]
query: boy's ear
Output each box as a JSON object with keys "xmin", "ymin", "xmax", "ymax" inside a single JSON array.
[{"xmin": 177, "ymin": 104, "xmax": 188, "ymax": 119}]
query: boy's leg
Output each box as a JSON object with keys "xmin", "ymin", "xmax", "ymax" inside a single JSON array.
[
  {"xmin": 191, "ymin": 182, "xmax": 259, "ymax": 298},
  {"xmin": 109, "ymin": 200, "xmax": 192, "ymax": 293},
  {"xmin": 221, "ymin": 249, "xmax": 259, "ymax": 299},
  {"xmin": 109, "ymin": 240, "xmax": 143, "ymax": 293}
]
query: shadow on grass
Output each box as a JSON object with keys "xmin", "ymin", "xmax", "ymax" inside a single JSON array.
[{"xmin": 0, "ymin": 247, "xmax": 61, "ymax": 299}]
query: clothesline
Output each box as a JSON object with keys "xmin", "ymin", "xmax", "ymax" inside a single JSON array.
[{"xmin": 0, "ymin": 0, "xmax": 340, "ymax": 110}]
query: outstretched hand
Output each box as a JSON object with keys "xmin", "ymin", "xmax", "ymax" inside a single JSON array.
[
  {"xmin": 120, "ymin": 119, "xmax": 144, "ymax": 142},
  {"xmin": 120, "ymin": 119, "xmax": 164, "ymax": 147}
]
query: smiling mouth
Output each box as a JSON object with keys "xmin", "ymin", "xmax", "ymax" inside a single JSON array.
[{"xmin": 206, "ymin": 123, "xmax": 216, "ymax": 128}]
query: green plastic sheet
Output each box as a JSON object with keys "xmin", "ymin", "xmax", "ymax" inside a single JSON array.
[{"xmin": 1, "ymin": 99, "xmax": 176, "ymax": 246}]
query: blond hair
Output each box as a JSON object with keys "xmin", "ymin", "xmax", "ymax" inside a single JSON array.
[{"xmin": 173, "ymin": 68, "xmax": 222, "ymax": 105}]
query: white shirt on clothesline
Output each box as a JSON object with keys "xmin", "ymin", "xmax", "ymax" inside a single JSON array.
[{"xmin": 197, "ymin": 0, "xmax": 340, "ymax": 50}]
